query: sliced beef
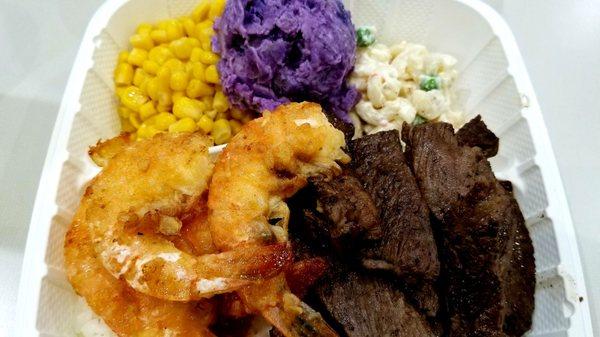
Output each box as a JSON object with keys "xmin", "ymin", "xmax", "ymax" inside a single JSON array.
[
  {"xmin": 498, "ymin": 181, "xmax": 536, "ymax": 336},
  {"xmin": 350, "ymin": 130, "xmax": 440, "ymax": 315},
  {"xmin": 350, "ymin": 131, "xmax": 439, "ymax": 280},
  {"xmin": 310, "ymin": 173, "xmax": 382, "ymax": 251},
  {"xmin": 402, "ymin": 121, "xmax": 535, "ymax": 337},
  {"xmin": 287, "ymin": 171, "xmax": 382, "ymax": 258},
  {"xmin": 313, "ymin": 270, "xmax": 438, "ymax": 337},
  {"xmin": 456, "ymin": 115, "xmax": 499, "ymax": 158}
]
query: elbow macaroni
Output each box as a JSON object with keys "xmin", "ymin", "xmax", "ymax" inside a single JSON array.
[{"xmin": 349, "ymin": 41, "xmax": 464, "ymax": 137}]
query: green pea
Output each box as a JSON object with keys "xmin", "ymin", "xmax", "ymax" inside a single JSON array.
[
  {"xmin": 412, "ymin": 115, "xmax": 428, "ymax": 126},
  {"xmin": 420, "ymin": 75, "xmax": 441, "ymax": 91},
  {"xmin": 356, "ymin": 26, "xmax": 376, "ymax": 47}
]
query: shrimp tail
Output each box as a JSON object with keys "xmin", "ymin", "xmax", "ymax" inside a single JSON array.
[{"xmin": 224, "ymin": 242, "xmax": 295, "ymax": 281}]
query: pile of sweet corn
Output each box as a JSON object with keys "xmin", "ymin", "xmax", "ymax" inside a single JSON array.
[{"xmin": 113, "ymin": 0, "xmax": 251, "ymax": 145}]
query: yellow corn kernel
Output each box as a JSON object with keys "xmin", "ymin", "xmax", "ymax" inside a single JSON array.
[
  {"xmin": 194, "ymin": 20, "xmax": 212, "ymax": 33},
  {"xmin": 130, "ymin": 34, "xmax": 154, "ymax": 50},
  {"xmin": 212, "ymin": 91, "xmax": 229, "ymax": 113},
  {"xmin": 121, "ymin": 116, "xmax": 136, "ymax": 132},
  {"xmin": 191, "ymin": 62, "xmax": 206, "ymax": 81},
  {"xmin": 197, "ymin": 115, "xmax": 214, "ymax": 133},
  {"xmin": 189, "ymin": 38, "xmax": 201, "ymax": 48},
  {"xmin": 120, "ymin": 86, "xmax": 148, "ymax": 112},
  {"xmin": 150, "ymin": 29, "xmax": 169, "ymax": 44},
  {"xmin": 139, "ymin": 78, "xmax": 150, "ymax": 95},
  {"xmin": 148, "ymin": 112, "xmax": 177, "ymax": 130},
  {"xmin": 157, "ymin": 104, "xmax": 172, "ymax": 113},
  {"xmin": 165, "ymin": 19, "xmax": 184, "ymax": 41},
  {"xmin": 142, "ymin": 60, "xmax": 160, "ymax": 75},
  {"xmin": 118, "ymin": 105, "xmax": 133, "ymax": 118},
  {"xmin": 146, "ymin": 78, "xmax": 160, "ymax": 101},
  {"xmin": 170, "ymin": 70, "xmax": 189, "ymax": 91},
  {"xmin": 118, "ymin": 51, "xmax": 129, "ymax": 63},
  {"xmin": 212, "ymin": 119, "xmax": 232, "ymax": 144},
  {"xmin": 229, "ymin": 119, "xmax": 243, "ymax": 135},
  {"xmin": 157, "ymin": 66, "xmax": 171, "ymax": 87},
  {"xmin": 139, "ymin": 101, "xmax": 157, "ymax": 120},
  {"xmin": 190, "ymin": 48, "xmax": 202, "ymax": 63},
  {"xmin": 204, "ymin": 109, "xmax": 217, "ymax": 120},
  {"xmin": 173, "ymin": 97, "xmax": 204, "ymax": 120},
  {"xmin": 209, "ymin": 0, "xmax": 227, "ymax": 19},
  {"xmin": 116, "ymin": 86, "xmax": 127, "ymax": 98},
  {"xmin": 198, "ymin": 50, "xmax": 219, "ymax": 65},
  {"xmin": 163, "ymin": 58, "xmax": 184, "ymax": 72},
  {"xmin": 157, "ymin": 20, "xmax": 169, "ymax": 30},
  {"xmin": 184, "ymin": 61, "xmax": 194, "ymax": 75},
  {"xmin": 229, "ymin": 108, "xmax": 244, "ymax": 120},
  {"xmin": 128, "ymin": 48, "xmax": 148, "ymax": 67},
  {"xmin": 170, "ymin": 38, "xmax": 193, "ymax": 60},
  {"xmin": 190, "ymin": 79, "xmax": 215, "ymax": 98},
  {"xmin": 136, "ymin": 23, "xmax": 153, "ymax": 35},
  {"xmin": 157, "ymin": 90, "xmax": 173, "ymax": 107},
  {"xmin": 172, "ymin": 91, "xmax": 185, "ymax": 104},
  {"xmin": 192, "ymin": 0, "xmax": 211, "ymax": 22},
  {"xmin": 137, "ymin": 123, "xmax": 160, "ymax": 139},
  {"xmin": 129, "ymin": 112, "xmax": 142, "ymax": 129},
  {"xmin": 205, "ymin": 65, "xmax": 220, "ymax": 84},
  {"xmin": 149, "ymin": 46, "xmax": 174, "ymax": 65},
  {"xmin": 186, "ymin": 79, "xmax": 207, "ymax": 98},
  {"xmin": 215, "ymin": 110, "xmax": 229, "ymax": 120},
  {"xmin": 169, "ymin": 117, "xmax": 198, "ymax": 133},
  {"xmin": 201, "ymin": 40, "xmax": 211, "ymax": 51},
  {"xmin": 202, "ymin": 96, "xmax": 214, "ymax": 110},
  {"xmin": 182, "ymin": 17, "xmax": 196, "ymax": 37},
  {"xmin": 195, "ymin": 22, "xmax": 214, "ymax": 44},
  {"xmin": 133, "ymin": 68, "xmax": 148, "ymax": 87},
  {"xmin": 114, "ymin": 63, "xmax": 134, "ymax": 86}
]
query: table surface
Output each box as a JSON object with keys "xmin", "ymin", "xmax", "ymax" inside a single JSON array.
[{"xmin": 1, "ymin": 0, "xmax": 599, "ymax": 336}]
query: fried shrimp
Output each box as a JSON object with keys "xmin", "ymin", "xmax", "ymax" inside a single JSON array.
[
  {"xmin": 80, "ymin": 132, "xmax": 291, "ymax": 301},
  {"xmin": 206, "ymin": 102, "xmax": 349, "ymax": 337},
  {"xmin": 208, "ymin": 102, "xmax": 350, "ymax": 249},
  {"xmin": 65, "ymin": 206, "xmax": 217, "ymax": 337}
]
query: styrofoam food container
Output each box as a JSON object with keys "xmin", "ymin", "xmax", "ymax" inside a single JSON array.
[{"xmin": 14, "ymin": 0, "xmax": 594, "ymax": 336}]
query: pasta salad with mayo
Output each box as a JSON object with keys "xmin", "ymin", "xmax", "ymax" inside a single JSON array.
[{"xmin": 349, "ymin": 27, "xmax": 464, "ymax": 137}]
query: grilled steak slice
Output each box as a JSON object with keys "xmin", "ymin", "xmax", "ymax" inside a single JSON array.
[
  {"xmin": 288, "ymin": 175, "xmax": 381, "ymax": 257},
  {"xmin": 350, "ymin": 131, "xmax": 439, "ymax": 280},
  {"xmin": 498, "ymin": 181, "xmax": 536, "ymax": 336},
  {"xmin": 402, "ymin": 120, "xmax": 535, "ymax": 337},
  {"xmin": 310, "ymin": 173, "xmax": 382, "ymax": 252},
  {"xmin": 350, "ymin": 130, "xmax": 440, "ymax": 315},
  {"xmin": 456, "ymin": 115, "xmax": 499, "ymax": 158},
  {"xmin": 314, "ymin": 270, "xmax": 438, "ymax": 337}
]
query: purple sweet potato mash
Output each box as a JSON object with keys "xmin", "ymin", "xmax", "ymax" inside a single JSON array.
[{"xmin": 213, "ymin": 0, "xmax": 359, "ymax": 121}]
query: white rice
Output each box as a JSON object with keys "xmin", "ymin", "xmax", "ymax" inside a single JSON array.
[
  {"xmin": 74, "ymin": 298, "xmax": 116, "ymax": 337},
  {"xmin": 73, "ymin": 297, "xmax": 273, "ymax": 337}
]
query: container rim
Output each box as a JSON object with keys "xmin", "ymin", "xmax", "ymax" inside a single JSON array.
[{"xmin": 14, "ymin": 1, "xmax": 593, "ymax": 336}]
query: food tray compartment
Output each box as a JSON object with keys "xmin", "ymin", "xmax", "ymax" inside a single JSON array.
[{"xmin": 15, "ymin": 0, "xmax": 593, "ymax": 336}]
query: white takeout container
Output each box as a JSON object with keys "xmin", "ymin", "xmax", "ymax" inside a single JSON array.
[{"xmin": 15, "ymin": 0, "xmax": 594, "ymax": 336}]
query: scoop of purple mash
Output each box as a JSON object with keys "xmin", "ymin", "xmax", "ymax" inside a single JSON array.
[{"xmin": 213, "ymin": 0, "xmax": 359, "ymax": 122}]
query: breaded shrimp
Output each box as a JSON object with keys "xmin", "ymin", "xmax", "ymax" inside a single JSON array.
[
  {"xmin": 206, "ymin": 102, "xmax": 349, "ymax": 337},
  {"xmin": 65, "ymin": 205, "xmax": 217, "ymax": 337},
  {"xmin": 208, "ymin": 102, "xmax": 350, "ymax": 250},
  {"xmin": 80, "ymin": 132, "xmax": 292, "ymax": 301},
  {"xmin": 88, "ymin": 133, "xmax": 133, "ymax": 167}
]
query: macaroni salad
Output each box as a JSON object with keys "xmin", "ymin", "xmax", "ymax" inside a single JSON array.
[{"xmin": 349, "ymin": 39, "xmax": 464, "ymax": 137}]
